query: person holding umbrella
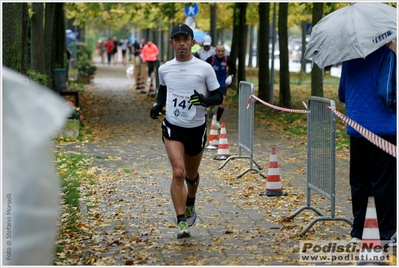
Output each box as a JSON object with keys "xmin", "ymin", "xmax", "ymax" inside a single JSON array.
[
  {"xmin": 338, "ymin": 42, "xmax": 397, "ymax": 246},
  {"xmin": 304, "ymin": 2, "xmax": 397, "ymax": 246}
]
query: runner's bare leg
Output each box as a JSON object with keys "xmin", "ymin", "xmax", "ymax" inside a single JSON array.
[{"xmin": 164, "ymin": 138, "xmax": 203, "ymax": 216}]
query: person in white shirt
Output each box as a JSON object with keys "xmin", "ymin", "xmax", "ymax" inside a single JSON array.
[
  {"xmin": 119, "ymin": 37, "xmax": 129, "ymax": 65},
  {"xmin": 193, "ymin": 35, "xmax": 216, "ymax": 61},
  {"xmin": 150, "ymin": 24, "xmax": 223, "ymax": 239}
]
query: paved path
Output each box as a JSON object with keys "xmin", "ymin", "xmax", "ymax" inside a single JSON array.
[{"xmin": 56, "ymin": 64, "xmax": 355, "ymax": 265}]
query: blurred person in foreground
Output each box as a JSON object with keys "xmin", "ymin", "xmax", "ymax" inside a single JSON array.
[
  {"xmin": 150, "ymin": 24, "xmax": 222, "ymax": 239},
  {"xmin": 3, "ymin": 67, "xmax": 71, "ymax": 265},
  {"xmin": 338, "ymin": 41, "xmax": 397, "ymax": 246}
]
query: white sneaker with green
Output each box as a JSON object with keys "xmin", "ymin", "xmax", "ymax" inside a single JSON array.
[
  {"xmin": 176, "ymin": 221, "xmax": 191, "ymax": 239},
  {"xmin": 185, "ymin": 205, "xmax": 197, "ymax": 227}
]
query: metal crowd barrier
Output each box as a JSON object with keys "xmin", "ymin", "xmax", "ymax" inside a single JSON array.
[
  {"xmin": 288, "ymin": 96, "xmax": 352, "ymax": 236},
  {"xmin": 218, "ymin": 81, "xmax": 265, "ymax": 178}
]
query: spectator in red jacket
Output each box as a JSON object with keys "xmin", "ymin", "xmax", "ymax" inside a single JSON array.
[
  {"xmin": 141, "ymin": 39, "xmax": 159, "ymax": 82},
  {"xmin": 104, "ymin": 38, "xmax": 115, "ymax": 66}
]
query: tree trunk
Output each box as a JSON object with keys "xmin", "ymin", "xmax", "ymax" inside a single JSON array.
[
  {"xmin": 53, "ymin": 4, "xmax": 66, "ymax": 69},
  {"xmin": 278, "ymin": 3, "xmax": 290, "ymax": 108},
  {"xmin": 219, "ymin": 28, "xmax": 225, "ymax": 44},
  {"xmin": 167, "ymin": 5, "xmax": 176, "ymax": 61},
  {"xmin": 311, "ymin": 3, "xmax": 324, "ymax": 97},
  {"xmin": 44, "ymin": 3, "xmax": 56, "ymax": 89},
  {"xmin": 301, "ymin": 21, "xmax": 307, "ymax": 73},
  {"xmin": 22, "ymin": 4, "xmax": 29, "ymax": 74},
  {"xmin": 3, "ymin": 3, "xmax": 29, "ymax": 75},
  {"xmin": 210, "ymin": 4, "xmax": 217, "ymax": 43},
  {"xmin": 230, "ymin": 4, "xmax": 239, "ymax": 90},
  {"xmin": 257, "ymin": 3, "xmax": 270, "ymax": 101},
  {"xmin": 248, "ymin": 25, "xmax": 254, "ymax": 68},
  {"xmin": 236, "ymin": 2, "xmax": 248, "ymax": 93},
  {"xmin": 31, "ymin": 3, "xmax": 45, "ymax": 74}
]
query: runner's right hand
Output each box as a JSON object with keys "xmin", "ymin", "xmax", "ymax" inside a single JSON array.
[{"xmin": 150, "ymin": 103, "xmax": 162, "ymax": 119}]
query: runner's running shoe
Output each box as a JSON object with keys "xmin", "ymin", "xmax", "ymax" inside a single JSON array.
[
  {"xmin": 177, "ymin": 221, "xmax": 191, "ymax": 239},
  {"xmin": 185, "ymin": 205, "xmax": 197, "ymax": 227}
]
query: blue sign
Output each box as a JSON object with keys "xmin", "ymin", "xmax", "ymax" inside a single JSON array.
[
  {"xmin": 184, "ymin": 4, "xmax": 199, "ymax": 17},
  {"xmin": 306, "ymin": 23, "xmax": 312, "ymax": 35}
]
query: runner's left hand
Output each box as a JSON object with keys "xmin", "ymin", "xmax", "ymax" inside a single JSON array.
[
  {"xmin": 225, "ymin": 74, "xmax": 234, "ymax": 86},
  {"xmin": 189, "ymin": 90, "xmax": 208, "ymax": 107}
]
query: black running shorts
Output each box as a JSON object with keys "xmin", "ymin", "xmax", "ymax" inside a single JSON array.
[
  {"xmin": 220, "ymin": 86, "xmax": 227, "ymax": 95},
  {"xmin": 162, "ymin": 119, "xmax": 207, "ymax": 156}
]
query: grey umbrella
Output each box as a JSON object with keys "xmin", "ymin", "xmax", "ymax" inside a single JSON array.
[{"xmin": 305, "ymin": 2, "xmax": 397, "ymax": 68}]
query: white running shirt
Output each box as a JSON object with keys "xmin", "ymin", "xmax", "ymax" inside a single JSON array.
[{"xmin": 159, "ymin": 57, "xmax": 220, "ymax": 128}]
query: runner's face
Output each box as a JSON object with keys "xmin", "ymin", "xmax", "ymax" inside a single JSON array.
[
  {"xmin": 216, "ymin": 46, "xmax": 225, "ymax": 58},
  {"xmin": 170, "ymin": 34, "xmax": 194, "ymax": 61}
]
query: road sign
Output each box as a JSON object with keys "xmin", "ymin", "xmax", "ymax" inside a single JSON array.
[
  {"xmin": 184, "ymin": 4, "xmax": 199, "ymax": 17},
  {"xmin": 306, "ymin": 23, "xmax": 312, "ymax": 35}
]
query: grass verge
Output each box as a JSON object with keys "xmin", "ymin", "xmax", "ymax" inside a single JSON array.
[{"xmin": 53, "ymin": 152, "xmax": 94, "ymax": 264}]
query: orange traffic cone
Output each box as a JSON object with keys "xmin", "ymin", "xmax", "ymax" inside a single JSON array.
[
  {"xmin": 139, "ymin": 81, "xmax": 147, "ymax": 93},
  {"xmin": 261, "ymin": 148, "xmax": 287, "ymax": 196},
  {"xmin": 357, "ymin": 196, "xmax": 389, "ymax": 265},
  {"xmin": 214, "ymin": 122, "xmax": 230, "ymax": 160},
  {"xmin": 136, "ymin": 68, "xmax": 145, "ymax": 90},
  {"xmin": 147, "ymin": 77, "xmax": 156, "ymax": 97},
  {"xmin": 206, "ymin": 115, "xmax": 219, "ymax": 150}
]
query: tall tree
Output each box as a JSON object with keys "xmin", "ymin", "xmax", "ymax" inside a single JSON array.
[
  {"xmin": 157, "ymin": 3, "xmax": 177, "ymax": 60},
  {"xmin": 210, "ymin": 4, "xmax": 217, "ymax": 43},
  {"xmin": 30, "ymin": 3, "xmax": 45, "ymax": 74},
  {"xmin": 53, "ymin": 3, "xmax": 66, "ymax": 69},
  {"xmin": 247, "ymin": 25, "xmax": 254, "ymax": 68},
  {"xmin": 257, "ymin": 3, "xmax": 270, "ymax": 101},
  {"xmin": 236, "ymin": 2, "xmax": 248, "ymax": 93},
  {"xmin": 44, "ymin": 3, "xmax": 56, "ymax": 88},
  {"xmin": 278, "ymin": 3, "xmax": 290, "ymax": 108},
  {"xmin": 3, "ymin": 3, "xmax": 29, "ymax": 74},
  {"xmin": 41, "ymin": 3, "xmax": 66, "ymax": 91},
  {"xmin": 310, "ymin": 3, "xmax": 324, "ymax": 97},
  {"xmin": 229, "ymin": 5, "xmax": 239, "ymax": 90},
  {"xmin": 300, "ymin": 21, "xmax": 307, "ymax": 72}
]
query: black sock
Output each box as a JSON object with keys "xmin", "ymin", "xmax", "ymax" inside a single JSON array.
[
  {"xmin": 217, "ymin": 107, "xmax": 224, "ymax": 122},
  {"xmin": 177, "ymin": 214, "xmax": 186, "ymax": 223},
  {"xmin": 186, "ymin": 196, "xmax": 196, "ymax": 206}
]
